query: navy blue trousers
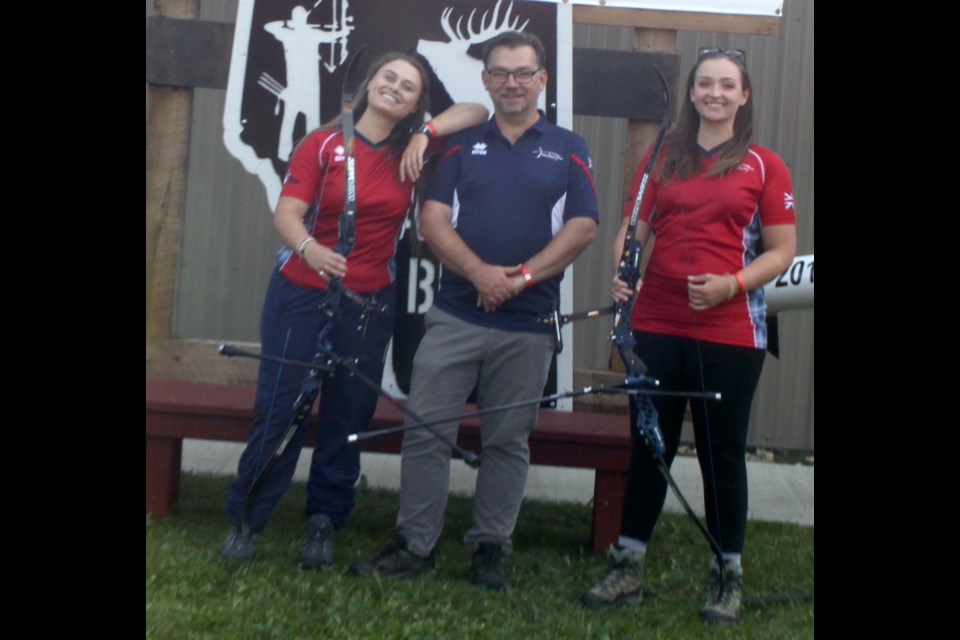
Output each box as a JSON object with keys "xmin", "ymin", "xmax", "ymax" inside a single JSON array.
[
  {"xmin": 226, "ymin": 269, "xmax": 396, "ymax": 533},
  {"xmin": 620, "ymin": 331, "xmax": 766, "ymax": 554}
]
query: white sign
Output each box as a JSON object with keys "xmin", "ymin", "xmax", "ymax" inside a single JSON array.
[
  {"xmin": 764, "ymin": 253, "xmax": 814, "ymax": 315},
  {"xmin": 517, "ymin": 0, "xmax": 783, "ymax": 17}
]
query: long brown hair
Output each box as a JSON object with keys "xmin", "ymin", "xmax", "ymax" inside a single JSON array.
[
  {"xmin": 660, "ymin": 51, "xmax": 754, "ymax": 181},
  {"xmin": 315, "ymin": 52, "xmax": 431, "ymax": 153}
]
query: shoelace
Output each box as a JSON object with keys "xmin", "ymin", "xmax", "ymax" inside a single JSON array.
[
  {"xmin": 710, "ymin": 569, "xmax": 740, "ymax": 604},
  {"xmin": 599, "ymin": 560, "xmax": 633, "ymax": 587}
]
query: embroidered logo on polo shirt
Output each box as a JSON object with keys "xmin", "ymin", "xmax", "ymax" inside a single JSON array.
[
  {"xmin": 737, "ymin": 163, "xmax": 754, "ymax": 172},
  {"xmin": 784, "ymin": 192, "xmax": 794, "ymax": 210},
  {"xmin": 472, "ymin": 142, "xmax": 487, "ymax": 156},
  {"xmin": 334, "ymin": 145, "xmax": 346, "ymax": 162},
  {"xmin": 533, "ymin": 147, "xmax": 563, "ymax": 161}
]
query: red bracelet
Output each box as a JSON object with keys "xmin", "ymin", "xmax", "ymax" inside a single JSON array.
[
  {"xmin": 520, "ymin": 265, "xmax": 534, "ymax": 288},
  {"xmin": 734, "ymin": 271, "xmax": 745, "ymax": 293},
  {"xmin": 420, "ymin": 120, "xmax": 438, "ymax": 138}
]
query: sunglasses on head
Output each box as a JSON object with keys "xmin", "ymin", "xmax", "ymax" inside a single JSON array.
[{"xmin": 697, "ymin": 48, "xmax": 747, "ymax": 65}]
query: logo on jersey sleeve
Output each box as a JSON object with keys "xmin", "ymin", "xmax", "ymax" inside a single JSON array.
[
  {"xmin": 784, "ymin": 192, "xmax": 794, "ymax": 210},
  {"xmin": 471, "ymin": 142, "xmax": 487, "ymax": 156},
  {"xmin": 282, "ymin": 170, "xmax": 300, "ymax": 185}
]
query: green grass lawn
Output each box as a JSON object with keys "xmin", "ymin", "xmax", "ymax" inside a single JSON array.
[{"xmin": 147, "ymin": 472, "xmax": 813, "ymax": 639}]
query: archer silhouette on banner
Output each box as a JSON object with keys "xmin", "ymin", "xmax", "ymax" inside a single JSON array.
[{"xmin": 261, "ymin": 1, "xmax": 353, "ymax": 161}]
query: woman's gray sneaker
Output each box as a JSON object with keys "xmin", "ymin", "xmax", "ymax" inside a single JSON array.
[
  {"xmin": 701, "ymin": 557, "xmax": 743, "ymax": 624},
  {"xmin": 299, "ymin": 514, "xmax": 335, "ymax": 570},
  {"xmin": 219, "ymin": 528, "xmax": 259, "ymax": 562},
  {"xmin": 581, "ymin": 545, "xmax": 645, "ymax": 608}
]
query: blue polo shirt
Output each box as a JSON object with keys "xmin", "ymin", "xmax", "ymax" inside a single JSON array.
[{"xmin": 425, "ymin": 113, "xmax": 599, "ymax": 333}]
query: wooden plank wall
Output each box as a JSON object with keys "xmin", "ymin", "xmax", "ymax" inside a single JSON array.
[{"xmin": 146, "ymin": 1, "xmax": 813, "ymax": 450}]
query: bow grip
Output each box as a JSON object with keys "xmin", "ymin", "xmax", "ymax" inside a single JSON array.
[{"xmin": 618, "ymin": 238, "xmax": 642, "ymax": 290}]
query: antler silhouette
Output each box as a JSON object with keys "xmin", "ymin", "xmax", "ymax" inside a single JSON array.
[{"xmin": 440, "ymin": 0, "xmax": 529, "ymax": 44}]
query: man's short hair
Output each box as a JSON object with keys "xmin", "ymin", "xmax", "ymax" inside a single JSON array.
[{"xmin": 481, "ymin": 31, "xmax": 546, "ymax": 69}]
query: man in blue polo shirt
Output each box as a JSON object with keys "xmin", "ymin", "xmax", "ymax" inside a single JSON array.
[{"xmin": 351, "ymin": 31, "xmax": 598, "ymax": 590}]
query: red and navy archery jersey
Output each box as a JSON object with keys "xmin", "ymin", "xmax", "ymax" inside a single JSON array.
[
  {"xmin": 278, "ymin": 129, "xmax": 441, "ymax": 294},
  {"xmin": 425, "ymin": 114, "xmax": 599, "ymax": 332},
  {"xmin": 629, "ymin": 143, "xmax": 796, "ymax": 349}
]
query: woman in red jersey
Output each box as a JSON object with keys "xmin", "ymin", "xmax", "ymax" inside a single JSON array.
[
  {"xmin": 220, "ymin": 52, "xmax": 487, "ymax": 568},
  {"xmin": 582, "ymin": 48, "xmax": 797, "ymax": 624}
]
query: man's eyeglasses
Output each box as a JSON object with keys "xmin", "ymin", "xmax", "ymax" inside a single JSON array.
[
  {"xmin": 697, "ymin": 48, "xmax": 747, "ymax": 65},
  {"xmin": 485, "ymin": 67, "xmax": 543, "ymax": 85}
]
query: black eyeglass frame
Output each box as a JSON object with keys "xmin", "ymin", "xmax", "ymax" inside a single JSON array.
[
  {"xmin": 484, "ymin": 67, "xmax": 544, "ymax": 85},
  {"xmin": 697, "ymin": 47, "xmax": 747, "ymax": 65}
]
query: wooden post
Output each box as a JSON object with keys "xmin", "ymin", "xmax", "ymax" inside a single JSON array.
[
  {"xmin": 146, "ymin": 0, "xmax": 198, "ymax": 350},
  {"xmin": 610, "ymin": 28, "xmax": 677, "ymax": 373},
  {"xmin": 624, "ymin": 29, "xmax": 677, "ymax": 198}
]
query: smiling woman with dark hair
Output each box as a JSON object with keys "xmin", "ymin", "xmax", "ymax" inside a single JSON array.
[{"xmin": 581, "ymin": 48, "xmax": 797, "ymax": 624}]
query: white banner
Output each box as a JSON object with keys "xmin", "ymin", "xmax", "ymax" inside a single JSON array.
[
  {"xmin": 514, "ymin": 0, "xmax": 783, "ymax": 17},
  {"xmin": 764, "ymin": 253, "xmax": 814, "ymax": 315}
]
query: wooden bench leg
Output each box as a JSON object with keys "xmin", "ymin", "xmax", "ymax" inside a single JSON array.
[
  {"xmin": 146, "ymin": 436, "xmax": 183, "ymax": 519},
  {"xmin": 591, "ymin": 469, "xmax": 626, "ymax": 555}
]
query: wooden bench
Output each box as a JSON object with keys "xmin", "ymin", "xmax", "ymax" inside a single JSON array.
[{"xmin": 146, "ymin": 378, "xmax": 631, "ymax": 554}]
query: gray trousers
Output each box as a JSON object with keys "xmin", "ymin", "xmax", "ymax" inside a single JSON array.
[{"xmin": 396, "ymin": 306, "xmax": 555, "ymax": 557}]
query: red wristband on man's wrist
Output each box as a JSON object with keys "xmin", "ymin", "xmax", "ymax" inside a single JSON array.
[
  {"xmin": 734, "ymin": 271, "xmax": 745, "ymax": 293},
  {"xmin": 520, "ymin": 265, "xmax": 534, "ymax": 288}
]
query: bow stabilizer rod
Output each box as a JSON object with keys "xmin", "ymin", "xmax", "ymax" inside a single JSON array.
[{"xmin": 219, "ymin": 343, "xmax": 481, "ymax": 468}]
